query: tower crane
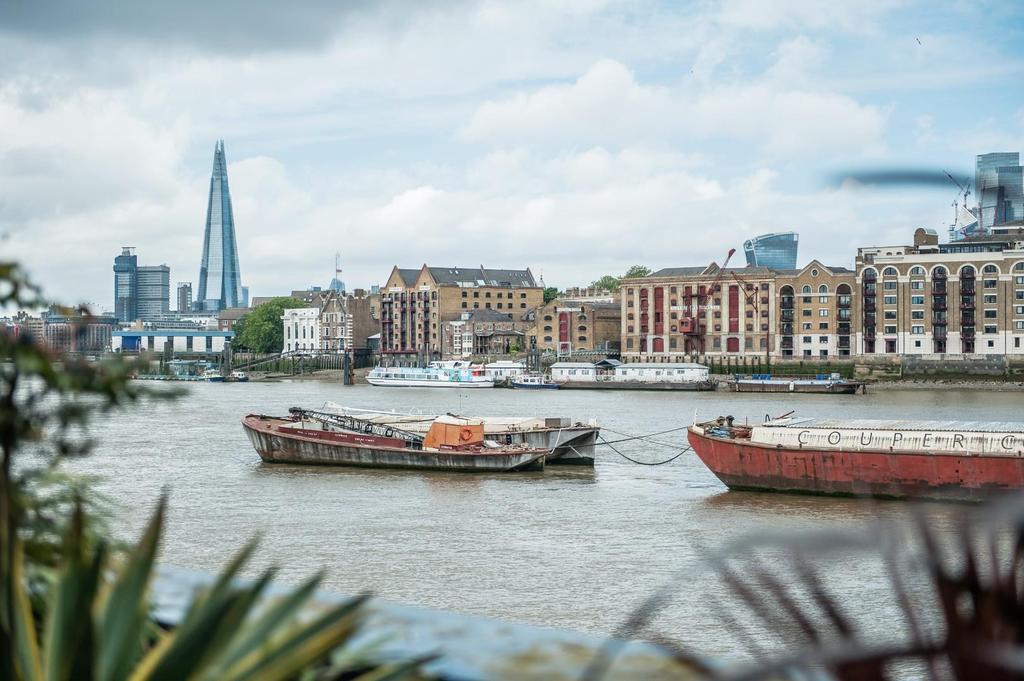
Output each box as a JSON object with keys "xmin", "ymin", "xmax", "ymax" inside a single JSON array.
[{"xmin": 943, "ymin": 170, "xmax": 973, "ymax": 238}]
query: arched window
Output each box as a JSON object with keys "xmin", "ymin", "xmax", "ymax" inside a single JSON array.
[
  {"xmin": 909, "ymin": 266, "xmax": 925, "ymax": 276},
  {"xmin": 801, "ymin": 285, "xmax": 812, "ymax": 294},
  {"xmin": 1015, "ymin": 262, "xmax": 1024, "ymax": 272},
  {"xmin": 932, "ymin": 266, "xmax": 948, "ymax": 278},
  {"xmin": 836, "ymin": 283, "xmax": 852, "ymax": 294},
  {"xmin": 578, "ymin": 314, "xmax": 587, "ymax": 321},
  {"xmin": 961, "ymin": 265, "xmax": 976, "ymax": 277},
  {"xmin": 543, "ymin": 315, "xmax": 552, "ymax": 321},
  {"xmin": 863, "ymin": 268, "xmax": 877, "ymax": 279},
  {"xmin": 883, "ymin": 267, "xmax": 898, "ymax": 277},
  {"xmin": 817, "ymin": 284, "xmax": 828, "ymax": 294},
  {"xmin": 577, "ymin": 325, "xmax": 587, "ymax": 332},
  {"xmin": 780, "ymin": 285, "xmax": 795, "ymax": 295},
  {"xmin": 983, "ymin": 264, "xmax": 999, "ymax": 274}
]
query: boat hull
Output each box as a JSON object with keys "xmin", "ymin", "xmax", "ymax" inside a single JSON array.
[
  {"xmin": 511, "ymin": 382, "xmax": 560, "ymax": 390},
  {"xmin": 366, "ymin": 377, "xmax": 493, "ymax": 388},
  {"xmin": 687, "ymin": 428, "xmax": 1024, "ymax": 502},
  {"xmin": 733, "ymin": 380, "xmax": 862, "ymax": 394},
  {"xmin": 556, "ymin": 380, "xmax": 715, "ymax": 391},
  {"xmin": 244, "ymin": 416, "xmax": 544, "ymax": 472}
]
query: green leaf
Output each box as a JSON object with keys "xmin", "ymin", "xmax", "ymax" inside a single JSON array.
[
  {"xmin": 96, "ymin": 497, "xmax": 165, "ymax": 681},
  {"xmin": 11, "ymin": 541, "xmax": 44, "ymax": 681}
]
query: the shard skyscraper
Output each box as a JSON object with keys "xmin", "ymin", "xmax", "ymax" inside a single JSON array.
[{"xmin": 197, "ymin": 140, "xmax": 243, "ymax": 311}]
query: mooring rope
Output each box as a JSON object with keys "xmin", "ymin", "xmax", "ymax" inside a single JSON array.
[
  {"xmin": 590, "ymin": 425, "xmax": 691, "ymax": 446},
  {"xmin": 597, "ymin": 434, "xmax": 692, "ymax": 466}
]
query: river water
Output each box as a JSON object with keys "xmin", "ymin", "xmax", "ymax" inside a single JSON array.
[{"xmin": 76, "ymin": 382, "xmax": 1024, "ymax": 660}]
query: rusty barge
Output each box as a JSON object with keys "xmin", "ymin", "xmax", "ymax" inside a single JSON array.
[
  {"xmin": 688, "ymin": 416, "xmax": 1024, "ymax": 502},
  {"xmin": 243, "ymin": 410, "xmax": 547, "ymax": 472},
  {"xmin": 322, "ymin": 403, "xmax": 599, "ymax": 466}
]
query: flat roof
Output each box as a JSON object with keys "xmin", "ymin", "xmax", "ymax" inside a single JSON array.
[
  {"xmin": 618, "ymin": 363, "xmax": 707, "ymax": 369},
  {"xmin": 550, "ymin": 362, "xmax": 597, "ymax": 368},
  {"xmin": 113, "ymin": 330, "xmax": 234, "ymax": 337}
]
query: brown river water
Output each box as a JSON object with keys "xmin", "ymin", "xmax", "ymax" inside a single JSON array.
[{"xmin": 74, "ymin": 382, "xmax": 1024, "ymax": 661}]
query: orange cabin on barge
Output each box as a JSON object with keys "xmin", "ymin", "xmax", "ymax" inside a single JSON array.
[{"xmin": 687, "ymin": 416, "xmax": 1024, "ymax": 502}]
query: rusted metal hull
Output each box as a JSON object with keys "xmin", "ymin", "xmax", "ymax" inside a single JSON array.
[
  {"xmin": 244, "ymin": 416, "xmax": 545, "ymax": 472},
  {"xmin": 687, "ymin": 428, "xmax": 1024, "ymax": 502}
]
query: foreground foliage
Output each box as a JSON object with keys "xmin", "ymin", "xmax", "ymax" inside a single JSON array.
[
  {"xmin": 1, "ymin": 262, "xmax": 422, "ymax": 681},
  {"xmin": 232, "ymin": 297, "xmax": 306, "ymax": 353}
]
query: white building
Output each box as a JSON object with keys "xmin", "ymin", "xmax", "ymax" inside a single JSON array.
[
  {"xmin": 613, "ymin": 363, "xmax": 708, "ymax": 383},
  {"xmin": 111, "ymin": 329, "xmax": 233, "ymax": 353},
  {"xmin": 550, "ymin": 362, "xmax": 598, "ymax": 382},
  {"xmin": 484, "ymin": 361, "xmax": 525, "ymax": 379},
  {"xmin": 282, "ymin": 308, "xmax": 321, "ymax": 354}
]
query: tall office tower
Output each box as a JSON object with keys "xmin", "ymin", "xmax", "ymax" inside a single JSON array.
[
  {"xmin": 176, "ymin": 282, "xmax": 193, "ymax": 312},
  {"xmin": 977, "ymin": 152, "xmax": 1024, "ymax": 234},
  {"xmin": 137, "ymin": 265, "xmax": 170, "ymax": 320},
  {"xmin": 113, "ymin": 247, "xmax": 138, "ymax": 323},
  {"xmin": 197, "ymin": 140, "xmax": 243, "ymax": 312},
  {"xmin": 743, "ymin": 232, "xmax": 799, "ymax": 270}
]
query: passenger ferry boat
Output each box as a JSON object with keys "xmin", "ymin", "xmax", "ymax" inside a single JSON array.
[
  {"xmin": 366, "ymin": 361, "xmax": 493, "ymax": 388},
  {"xmin": 688, "ymin": 415, "xmax": 1024, "ymax": 501}
]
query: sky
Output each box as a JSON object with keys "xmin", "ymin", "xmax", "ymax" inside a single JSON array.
[{"xmin": 2, "ymin": 0, "xmax": 1023, "ymax": 311}]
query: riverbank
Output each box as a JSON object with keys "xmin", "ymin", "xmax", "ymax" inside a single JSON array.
[{"xmin": 867, "ymin": 378, "xmax": 1024, "ymax": 392}]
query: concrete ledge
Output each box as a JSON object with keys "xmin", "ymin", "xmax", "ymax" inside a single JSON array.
[{"xmin": 152, "ymin": 565, "xmax": 699, "ymax": 680}]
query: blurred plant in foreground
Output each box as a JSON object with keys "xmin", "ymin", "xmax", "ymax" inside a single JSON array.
[{"xmin": 0, "ymin": 261, "xmax": 425, "ymax": 680}]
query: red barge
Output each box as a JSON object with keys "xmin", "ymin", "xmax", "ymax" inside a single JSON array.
[{"xmin": 688, "ymin": 416, "xmax": 1024, "ymax": 502}]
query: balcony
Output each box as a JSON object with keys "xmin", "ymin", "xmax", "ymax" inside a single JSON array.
[
  {"xmin": 838, "ymin": 310, "xmax": 852, "ymax": 321},
  {"xmin": 932, "ymin": 299, "xmax": 947, "ymax": 311},
  {"xmin": 933, "ymin": 330, "xmax": 947, "ymax": 340},
  {"xmin": 780, "ymin": 310, "xmax": 795, "ymax": 322},
  {"xmin": 933, "ymin": 281, "xmax": 947, "ymax": 294},
  {"xmin": 780, "ymin": 323, "xmax": 793, "ymax": 335},
  {"xmin": 781, "ymin": 338, "xmax": 794, "ymax": 349},
  {"xmin": 838, "ymin": 337, "xmax": 850, "ymax": 349},
  {"xmin": 838, "ymin": 322, "xmax": 851, "ymax": 334},
  {"xmin": 961, "ymin": 286, "xmax": 976, "ymax": 296},
  {"xmin": 780, "ymin": 295, "xmax": 794, "ymax": 309},
  {"xmin": 863, "ymin": 328, "xmax": 876, "ymax": 341},
  {"xmin": 837, "ymin": 295, "xmax": 852, "ymax": 307},
  {"xmin": 863, "ymin": 273, "xmax": 877, "ymax": 283},
  {"xmin": 960, "ymin": 299, "xmax": 975, "ymax": 310},
  {"xmin": 962, "ymin": 329, "xmax": 976, "ymax": 340},
  {"xmin": 863, "ymin": 301, "xmax": 876, "ymax": 312}
]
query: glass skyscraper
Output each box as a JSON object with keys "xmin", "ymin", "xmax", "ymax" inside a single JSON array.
[
  {"xmin": 137, "ymin": 265, "xmax": 170, "ymax": 320},
  {"xmin": 743, "ymin": 232, "xmax": 799, "ymax": 270},
  {"xmin": 977, "ymin": 152, "xmax": 1024, "ymax": 234},
  {"xmin": 113, "ymin": 247, "xmax": 138, "ymax": 323},
  {"xmin": 197, "ymin": 140, "xmax": 243, "ymax": 312}
]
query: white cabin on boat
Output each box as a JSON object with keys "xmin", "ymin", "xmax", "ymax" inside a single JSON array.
[
  {"xmin": 550, "ymin": 362, "xmax": 598, "ymax": 382},
  {"xmin": 613, "ymin": 363, "xmax": 709, "ymax": 383},
  {"xmin": 484, "ymin": 361, "xmax": 526, "ymax": 379}
]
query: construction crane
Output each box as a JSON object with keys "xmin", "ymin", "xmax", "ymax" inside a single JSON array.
[
  {"xmin": 943, "ymin": 170, "xmax": 974, "ymax": 238},
  {"xmin": 728, "ymin": 267, "xmax": 768, "ymax": 362},
  {"xmin": 680, "ymin": 248, "xmax": 736, "ymax": 354}
]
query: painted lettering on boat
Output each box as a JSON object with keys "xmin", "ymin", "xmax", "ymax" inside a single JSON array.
[{"xmin": 749, "ymin": 427, "xmax": 1024, "ymax": 454}]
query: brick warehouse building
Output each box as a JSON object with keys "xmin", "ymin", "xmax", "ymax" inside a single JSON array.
[{"xmin": 380, "ymin": 265, "xmax": 543, "ymax": 362}]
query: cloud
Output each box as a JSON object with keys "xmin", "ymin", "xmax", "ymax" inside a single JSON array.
[{"xmin": 463, "ymin": 58, "xmax": 888, "ymax": 157}]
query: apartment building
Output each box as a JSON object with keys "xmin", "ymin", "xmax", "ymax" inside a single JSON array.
[
  {"xmin": 281, "ymin": 307, "xmax": 320, "ymax": 354},
  {"xmin": 856, "ymin": 227, "xmax": 1024, "ymax": 356},
  {"xmin": 619, "ymin": 263, "xmax": 777, "ymax": 362},
  {"xmin": 443, "ymin": 309, "xmax": 528, "ymax": 358},
  {"xmin": 380, "ymin": 265, "xmax": 542, "ymax": 360},
  {"xmin": 775, "ymin": 261, "xmax": 856, "ymax": 358},
  {"xmin": 318, "ymin": 289, "xmax": 377, "ymax": 352}
]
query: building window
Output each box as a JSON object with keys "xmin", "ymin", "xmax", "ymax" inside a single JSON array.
[
  {"xmin": 520, "ymin": 303, "xmax": 526, "ymax": 308},
  {"xmin": 818, "ymin": 309, "xmax": 829, "ymax": 317},
  {"xmin": 984, "ymin": 309, "xmax": 998, "ymax": 319},
  {"xmin": 984, "ymin": 295, "xmax": 998, "ymax": 304},
  {"xmin": 911, "ymin": 281, "xmax": 924, "ymax": 290},
  {"xmin": 818, "ymin": 322, "xmax": 829, "ymax": 330},
  {"xmin": 802, "ymin": 336, "xmax": 812, "ymax": 343},
  {"xmin": 461, "ymin": 302, "xmax": 467, "ymax": 308},
  {"xmin": 884, "ymin": 311, "xmax": 897, "ymax": 320},
  {"xmin": 984, "ymin": 279, "xmax": 997, "ymax": 289},
  {"xmin": 473, "ymin": 291, "xmax": 479, "ymax": 298},
  {"xmin": 818, "ymin": 335, "xmax": 828, "ymax": 343},
  {"xmin": 911, "ymin": 310, "xmax": 925, "ymax": 320},
  {"xmin": 911, "ymin": 325, "xmax": 924, "ymax": 334},
  {"xmin": 884, "ymin": 295, "xmax": 897, "ymax": 305},
  {"xmin": 884, "ymin": 325, "xmax": 897, "ymax": 334},
  {"xmin": 911, "ymin": 295, "xmax": 924, "ymax": 305},
  {"xmin": 521, "ymin": 293, "xmax": 526, "ymax": 298},
  {"xmin": 802, "ymin": 310, "xmax": 811, "ymax": 317},
  {"xmin": 985, "ymin": 325, "xmax": 998, "ymax": 334},
  {"xmin": 802, "ymin": 323, "xmax": 812, "ymax": 330},
  {"xmin": 462, "ymin": 291, "xmax": 467, "ymax": 297}
]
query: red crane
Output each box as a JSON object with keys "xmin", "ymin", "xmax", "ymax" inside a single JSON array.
[{"xmin": 680, "ymin": 248, "xmax": 736, "ymax": 353}]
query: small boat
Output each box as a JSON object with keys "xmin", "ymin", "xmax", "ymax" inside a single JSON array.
[
  {"xmin": 367, "ymin": 361, "xmax": 494, "ymax": 388},
  {"xmin": 688, "ymin": 415, "xmax": 1024, "ymax": 502},
  {"xmin": 230, "ymin": 370, "xmax": 249, "ymax": 382},
  {"xmin": 243, "ymin": 409, "xmax": 546, "ymax": 472},
  {"xmin": 323, "ymin": 403, "xmax": 598, "ymax": 465},
  {"xmin": 511, "ymin": 374, "xmax": 560, "ymax": 390},
  {"xmin": 202, "ymin": 370, "xmax": 225, "ymax": 382},
  {"xmin": 732, "ymin": 374, "xmax": 863, "ymax": 394}
]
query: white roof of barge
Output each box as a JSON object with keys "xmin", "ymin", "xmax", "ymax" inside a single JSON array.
[
  {"xmin": 764, "ymin": 417, "xmax": 1024, "ymax": 433},
  {"xmin": 618, "ymin": 363, "xmax": 708, "ymax": 369},
  {"xmin": 550, "ymin": 362, "xmax": 597, "ymax": 368}
]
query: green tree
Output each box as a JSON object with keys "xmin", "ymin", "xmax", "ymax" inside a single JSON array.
[
  {"xmin": 543, "ymin": 286, "xmax": 559, "ymax": 303},
  {"xmin": 622, "ymin": 264, "xmax": 652, "ymax": 279},
  {"xmin": 233, "ymin": 297, "xmax": 304, "ymax": 353},
  {"xmin": 591, "ymin": 275, "xmax": 621, "ymax": 292}
]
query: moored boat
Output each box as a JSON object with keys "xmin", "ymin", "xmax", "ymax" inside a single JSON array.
[
  {"xmin": 323, "ymin": 403, "xmax": 598, "ymax": 465},
  {"xmin": 688, "ymin": 415, "xmax": 1024, "ymax": 501},
  {"xmin": 243, "ymin": 410, "xmax": 546, "ymax": 472},
  {"xmin": 732, "ymin": 375, "xmax": 864, "ymax": 394},
  {"xmin": 511, "ymin": 374, "xmax": 560, "ymax": 390},
  {"xmin": 367, "ymin": 361, "xmax": 493, "ymax": 388}
]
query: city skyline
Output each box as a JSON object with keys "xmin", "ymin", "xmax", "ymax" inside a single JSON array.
[{"xmin": 2, "ymin": 1, "xmax": 1023, "ymax": 307}]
